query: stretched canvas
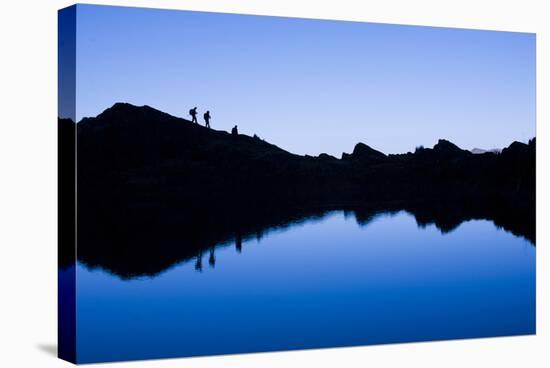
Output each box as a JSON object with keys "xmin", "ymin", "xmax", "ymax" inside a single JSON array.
[{"xmin": 58, "ymin": 4, "xmax": 536, "ymax": 364}]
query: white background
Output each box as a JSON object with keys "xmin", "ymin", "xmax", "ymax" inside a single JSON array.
[{"xmin": 0, "ymin": 0, "xmax": 547, "ymax": 367}]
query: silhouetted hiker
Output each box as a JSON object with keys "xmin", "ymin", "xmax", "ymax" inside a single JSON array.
[
  {"xmin": 189, "ymin": 107, "xmax": 198, "ymax": 123},
  {"xmin": 203, "ymin": 110, "xmax": 211, "ymax": 128},
  {"xmin": 231, "ymin": 125, "xmax": 238, "ymax": 136}
]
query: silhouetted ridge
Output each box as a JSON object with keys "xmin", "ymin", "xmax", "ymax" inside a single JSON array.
[
  {"xmin": 342, "ymin": 142, "xmax": 386, "ymax": 162},
  {"xmin": 78, "ymin": 102, "xmax": 183, "ymax": 134},
  {"xmin": 501, "ymin": 141, "xmax": 529, "ymax": 156},
  {"xmin": 432, "ymin": 139, "xmax": 471, "ymax": 158},
  {"xmin": 93, "ymin": 102, "xmax": 174, "ymax": 121},
  {"xmin": 65, "ymin": 103, "xmax": 535, "ymax": 277}
]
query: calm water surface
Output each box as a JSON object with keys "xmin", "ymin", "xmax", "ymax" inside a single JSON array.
[{"xmin": 76, "ymin": 211, "xmax": 535, "ymax": 363}]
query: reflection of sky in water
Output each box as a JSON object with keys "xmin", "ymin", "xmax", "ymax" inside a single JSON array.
[{"xmin": 76, "ymin": 211, "xmax": 535, "ymax": 363}]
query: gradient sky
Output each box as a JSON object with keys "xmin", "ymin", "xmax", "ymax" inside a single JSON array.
[{"xmin": 71, "ymin": 4, "xmax": 535, "ymax": 156}]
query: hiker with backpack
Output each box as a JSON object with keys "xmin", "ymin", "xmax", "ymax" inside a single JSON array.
[
  {"xmin": 203, "ymin": 110, "xmax": 211, "ymax": 128},
  {"xmin": 189, "ymin": 107, "xmax": 198, "ymax": 123}
]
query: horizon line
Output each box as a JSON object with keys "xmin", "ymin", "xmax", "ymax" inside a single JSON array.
[{"xmin": 59, "ymin": 101, "xmax": 536, "ymax": 157}]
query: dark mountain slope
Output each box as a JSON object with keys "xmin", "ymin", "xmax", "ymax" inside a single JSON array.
[
  {"xmin": 77, "ymin": 103, "xmax": 358, "ymax": 213},
  {"xmin": 74, "ymin": 102, "xmax": 534, "ymax": 219}
]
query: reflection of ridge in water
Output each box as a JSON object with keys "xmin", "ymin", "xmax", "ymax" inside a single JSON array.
[
  {"xmin": 73, "ymin": 200, "xmax": 534, "ymax": 280},
  {"xmin": 192, "ymin": 211, "xmax": 340, "ymax": 274},
  {"xmin": 187, "ymin": 208, "xmax": 534, "ymax": 276}
]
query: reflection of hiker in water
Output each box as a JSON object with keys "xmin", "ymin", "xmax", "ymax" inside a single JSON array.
[
  {"xmin": 194, "ymin": 252, "xmax": 203, "ymax": 272},
  {"xmin": 231, "ymin": 125, "xmax": 238, "ymax": 136},
  {"xmin": 189, "ymin": 107, "xmax": 198, "ymax": 123},
  {"xmin": 208, "ymin": 248, "xmax": 216, "ymax": 267},
  {"xmin": 235, "ymin": 232, "xmax": 242, "ymax": 252},
  {"xmin": 203, "ymin": 110, "xmax": 211, "ymax": 128}
]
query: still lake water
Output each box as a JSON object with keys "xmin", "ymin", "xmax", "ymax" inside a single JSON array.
[{"xmin": 76, "ymin": 210, "xmax": 535, "ymax": 363}]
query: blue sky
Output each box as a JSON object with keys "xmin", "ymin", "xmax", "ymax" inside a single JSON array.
[{"xmin": 68, "ymin": 4, "xmax": 535, "ymax": 156}]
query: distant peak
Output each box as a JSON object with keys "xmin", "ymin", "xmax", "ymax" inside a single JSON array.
[
  {"xmin": 106, "ymin": 102, "xmax": 158, "ymax": 114},
  {"xmin": 507, "ymin": 141, "xmax": 527, "ymax": 149},
  {"xmin": 92, "ymin": 102, "xmax": 175, "ymax": 122},
  {"xmin": 434, "ymin": 139, "xmax": 459, "ymax": 150},
  {"xmin": 426, "ymin": 139, "xmax": 471, "ymax": 159},
  {"xmin": 111, "ymin": 102, "xmax": 133, "ymax": 108},
  {"xmin": 501, "ymin": 140, "xmax": 531, "ymax": 156},
  {"xmin": 352, "ymin": 142, "xmax": 386, "ymax": 157},
  {"xmin": 341, "ymin": 142, "xmax": 386, "ymax": 161},
  {"xmin": 471, "ymin": 148, "xmax": 501, "ymax": 155},
  {"xmin": 432, "ymin": 139, "xmax": 469, "ymax": 153}
]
